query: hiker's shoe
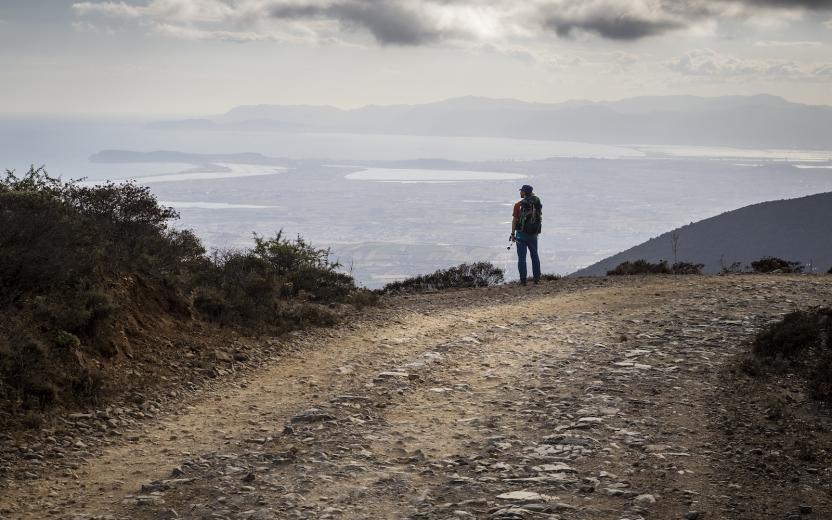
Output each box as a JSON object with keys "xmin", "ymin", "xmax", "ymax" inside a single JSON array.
[
  {"xmin": 533, "ymin": 278, "xmax": 540, "ymax": 285},
  {"xmin": 520, "ymin": 279, "xmax": 527, "ymax": 286}
]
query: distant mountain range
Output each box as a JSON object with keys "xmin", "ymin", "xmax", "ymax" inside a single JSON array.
[
  {"xmin": 571, "ymin": 192, "xmax": 832, "ymax": 276},
  {"xmin": 153, "ymin": 94, "xmax": 832, "ymax": 149}
]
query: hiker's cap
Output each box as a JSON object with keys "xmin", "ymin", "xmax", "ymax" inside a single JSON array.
[{"xmin": 520, "ymin": 184, "xmax": 534, "ymax": 194}]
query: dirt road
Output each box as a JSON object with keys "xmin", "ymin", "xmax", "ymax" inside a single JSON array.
[{"xmin": 2, "ymin": 276, "xmax": 831, "ymax": 519}]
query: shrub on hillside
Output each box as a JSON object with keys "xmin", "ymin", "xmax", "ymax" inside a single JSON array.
[
  {"xmin": 750, "ymin": 256, "xmax": 803, "ymax": 274},
  {"xmin": 720, "ymin": 261, "xmax": 745, "ymax": 274},
  {"xmin": 670, "ymin": 262, "xmax": 705, "ymax": 275},
  {"xmin": 607, "ymin": 260, "xmax": 704, "ymax": 276},
  {"xmin": 381, "ymin": 262, "xmax": 504, "ymax": 293},
  {"xmin": 607, "ymin": 260, "xmax": 671, "ymax": 276},
  {"xmin": 748, "ymin": 307, "xmax": 832, "ymax": 403},
  {"xmin": 1, "ymin": 167, "xmax": 202, "ymax": 359},
  {"xmin": 0, "ymin": 166, "xmax": 370, "ymax": 417},
  {"xmin": 539, "ymin": 273, "xmax": 562, "ymax": 281},
  {"xmin": 192, "ymin": 232, "xmax": 357, "ymax": 331}
]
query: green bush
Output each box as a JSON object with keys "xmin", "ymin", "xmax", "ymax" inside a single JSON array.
[
  {"xmin": 191, "ymin": 232, "xmax": 360, "ymax": 331},
  {"xmin": 751, "ymin": 307, "xmax": 832, "ymax": 402},
  {"xmin": 0, "ymin": 167, "xmax": 200, "ymax": 298},
  {"xmin": 750, "ymin": 256, "xmax": 803, "ymax": 274},
  {"xmin": 381, "ymin": 262, "xmax": 504, "ymax": 293}
]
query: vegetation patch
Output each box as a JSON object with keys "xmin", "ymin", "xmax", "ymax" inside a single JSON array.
[
  {"xmin": 0, "ymin": 166, "xmax": 373, "ymax": 425},
  {"xmin": 669, "ymin": 261, "xmax": 705, "ymax": 275},
  {"xmin": 720, "ymin": 260, "xmax": 745, "ymax": 274},
  {"xmin": 538, "ymin": 273, "xmax": 562, "ymax": 281},
  {"xmin": 191, "ymin": 232, "xmax": 359, "ymax": 332},
  {"xmin": 743, "ymin": 307, "xmax": 832, "ymax": 403},
  {"xmin": 607, "ymin": 260, "xmax": 704, "ymax": 276},
  {"xmin": 750, "ymin": 256, "xmax": 803, "ymax": 274},
  {"xmin": 380, "ymin": 262, "xmax": 504, "ymax": 294}
]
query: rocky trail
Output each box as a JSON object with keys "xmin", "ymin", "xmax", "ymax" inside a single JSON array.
[{"xmin": 2, "ymin": 276, "xmax": 831, "ymax": 520}]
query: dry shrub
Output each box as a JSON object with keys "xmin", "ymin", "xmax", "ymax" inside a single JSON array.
[
  {"xmin": 608, "ymin": 259, "xmax": 705, "ymax": 276},
  {"xmin": 671, "ymin": 262, "xmax": 705, "ymax": 275},
  {"xmin": 607, "ymin": 260, "xmax": 671, "ymax": 276},
  {"xmin": 381, "ymin": 262, "xmax": 504, "ymax": 294},
  {"xmin": 750, "ymin": 256, "xmax": 803, "ymax": 274},
  {"xmin": 1, "ymin": 166, "xmax": 374, "ymax": 421},
  {"xmin": 750, "ymin": 307, "xmax": 832, "ymax": 403}
]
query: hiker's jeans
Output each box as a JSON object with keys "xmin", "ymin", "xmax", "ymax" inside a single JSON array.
[{"xmin": 516, "ymin": 233, "xmax": 541, "ymax": 281}]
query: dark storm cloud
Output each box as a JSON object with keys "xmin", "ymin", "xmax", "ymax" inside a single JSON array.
[
  {"xmin": 544, "ymin": 14, "xmax": 685, "ymax": 41},
  {"xmin": 538, "ymin": 0, "xmax": 832, "ymax": 42},
  {"xmin": 270, "ymin": 1, "xmax": 447, "ymax": 45},
  {"xmin": 739, "ymin": 0, "xmax": 832, "ymax": 8},
  {"xmin": 70, "ymin": 0, "xmax": 832, "ymax": 45}
]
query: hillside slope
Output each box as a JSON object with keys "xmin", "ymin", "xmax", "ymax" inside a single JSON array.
[
  {"xmin": 2, "ymin": 276, "xmax": 831, "ymax": 519},
  {"xmin": 572, "ymin": 191, "xmax": 832, "ymax": 276}
]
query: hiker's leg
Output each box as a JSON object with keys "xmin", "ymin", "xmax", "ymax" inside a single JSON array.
[
  {"xmin": 528, "ymin": 234, "xmax": 541, "ymax": 281},
  {"xmin": 516, "ymin": 239, "xmax": 528, "ymax": 282}
]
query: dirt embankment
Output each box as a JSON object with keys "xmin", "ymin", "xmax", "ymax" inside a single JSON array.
[{"xmin": 1, "ymin": 275, "xmax": 831, "ymax": 520}]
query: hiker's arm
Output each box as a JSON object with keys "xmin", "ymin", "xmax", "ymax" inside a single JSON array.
[{"xmin": 510, "ymin": 215, "xmax": 518, "ymax": 240}]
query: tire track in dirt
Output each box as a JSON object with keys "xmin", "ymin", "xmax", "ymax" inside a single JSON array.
[
  {"xmin": 3, "ymin": 280, "xmax": 612, "ymax": 518},
  {"xmin": 4, "ymin": 276, "xmax": 831, "ymax": 520}
]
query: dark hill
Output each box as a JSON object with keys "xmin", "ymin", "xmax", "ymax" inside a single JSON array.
[{"xmin": 572, "ymin": 192, "xmax": 832, "ymax": 276}]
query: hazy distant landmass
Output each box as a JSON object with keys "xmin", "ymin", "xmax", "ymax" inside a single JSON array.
[
  {"xmin": 572, "ymin": 192, "xmax": 832, "ymax": 276},
  {"xmin": 90, "ymin": 150, "xmax": 289, "ymax": 165},
  {"xmin": 154, "ymin": 94, "xmax": 832, "ymax": 150}
]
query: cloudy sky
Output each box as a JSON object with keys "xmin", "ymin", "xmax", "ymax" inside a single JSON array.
[{"xmin": 2, "ymin": 0, "xmax": 831, "ymax": 116}]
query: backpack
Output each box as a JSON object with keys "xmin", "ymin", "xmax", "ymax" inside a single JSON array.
[{"xmin": 518, "ymin": 195, "xmax": 542, "ymax": 234}]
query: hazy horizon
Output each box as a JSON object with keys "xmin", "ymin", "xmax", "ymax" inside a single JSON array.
[
  {"xmin": 2, "ymin": 1, "xmax": 832, "ymax": 116},
  {"xmin": 3, "ymin": 91, "xmax": 832, "ymax": 119},
  {"xmin": 2, "ymin": 1, "xmax": 831, "ymax": 285}
]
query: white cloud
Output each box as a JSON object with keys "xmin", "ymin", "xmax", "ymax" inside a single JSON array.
[
  {"xmin": 73, "ymin": 1, "xmax": 143, "ymax": 19},
  {"xmin": 753, "ymin": 40, "xmax": 823, "ymax": 47},
  {"xmin": 666, "ymin": 48, "xmax": 831, "ymax": 80},
  {"xmin": 73, "ymin": 0, "xmax": 236, "ymax": 23},
  {"xmin": 72, "ymin": 20, "xmax": 109, "ymax": 33},
  {"xmin": 152, "ymin": 23, "xmax": 280, "ymax": 43},
  {"xmin": 667, "ymin": 49, "xmax": 760, "ymax": 76},
  {"xmin": 814, "ymin": 63, "xmax": 832, "ymax": 76}
]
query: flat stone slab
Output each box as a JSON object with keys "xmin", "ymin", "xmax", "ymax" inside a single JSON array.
[{"xmin": 496, "ymin": 490, "xmax": 553, "ymax": 502}]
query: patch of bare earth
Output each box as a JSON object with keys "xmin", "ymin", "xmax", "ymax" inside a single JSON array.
[{"xmin": 1, "ymin": 276, "xmax": 831, "ymax": 520}]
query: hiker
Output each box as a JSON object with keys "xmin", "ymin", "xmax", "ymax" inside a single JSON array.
[{"xmin": 510, "ymin": 184, "xmax": 542, "ymax": 285}]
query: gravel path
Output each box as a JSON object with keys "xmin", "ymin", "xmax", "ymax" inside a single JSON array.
[{"xmin": 2, "ymin": 275, "xmax": 831, "ymax": 519}]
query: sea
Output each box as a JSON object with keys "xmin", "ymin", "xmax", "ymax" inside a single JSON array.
[{"xmin": 2, "ymin": 117, "xmax": 832, "ymax": 287}]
